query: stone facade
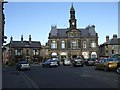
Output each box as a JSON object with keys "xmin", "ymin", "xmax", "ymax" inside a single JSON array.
[
  {"xmin": 99, "ymin": 34, "xmax": 120, "ymax": 57},
  {"xmin": 46, "ymin": 4, "xmax": 99, "ymax": 60},
  {"xmin": 6, "ymin": 35, "xmax": 41, "ymax": 64}
]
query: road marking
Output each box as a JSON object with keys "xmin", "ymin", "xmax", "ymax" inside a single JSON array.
[{"xmin": 17, "ymin": 70, "xmax": 39, "ymax": 89}]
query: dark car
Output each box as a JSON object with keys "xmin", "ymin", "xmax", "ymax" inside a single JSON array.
[
  {"xmin": 16, "ymin": 60, "xmax": 30, "ymax": 71},
  {"xmin": 115, "ymin": 58, "xmax": 120, "ymax": 74},
  {"xmin": 72, "ymin": 58, "xmax": 84, "ymax": 67},
  {"xmin": 42, "ymin": 59, "xmax": 58, "ymax": 67},
  {"xmin": 84, "ymin": 58, "xmax": 97, "ymax": 66}
]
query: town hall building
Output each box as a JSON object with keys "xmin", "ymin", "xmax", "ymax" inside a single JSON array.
[{"xmin": 47, "ymin": 4, "xmax": 99, "ymax": 60}]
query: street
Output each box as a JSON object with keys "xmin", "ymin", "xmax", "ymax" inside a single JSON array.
[{"xmin": 2, "ymin": 64, "xmax": 120, "ymax": 89}]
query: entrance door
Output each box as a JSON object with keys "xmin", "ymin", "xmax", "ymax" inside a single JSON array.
[{"xmin": 72, "ymin": 55, "xmax": 77, "ymax": 58}]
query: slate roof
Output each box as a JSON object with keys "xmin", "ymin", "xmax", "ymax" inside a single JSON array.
[
  {"xmin": 49, "ymin": 25, "xmax": 97, "ymax": 38},
  {"xmin": 108, "ymin": 38, "xmax": 120, "ymax": 45},
  {"xmin": 100, "ymin": 38, "xmax": 120, "ymax": 46},
  {"xmin": 10, "ymin": 41, "xmax": 41, "ymax": 48},
  {"xmin": 57, "ymin": 29, "xmax": 68, "ymax": 38}
]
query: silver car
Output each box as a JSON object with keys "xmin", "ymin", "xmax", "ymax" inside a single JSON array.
[{"xmin": 16, "ymin": 60, "xmax": 30, "ymax": 71}]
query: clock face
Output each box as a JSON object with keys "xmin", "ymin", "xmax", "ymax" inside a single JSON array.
[{"xmin": 72, "ymin": 22, "xmax": 75, "ymax": 25}]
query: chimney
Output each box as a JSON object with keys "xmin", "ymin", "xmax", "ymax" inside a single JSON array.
[
  {"xmin": 106, "ymin": 35, "xmax": 109, "ymax": 42},
  {"xmin": 21, "ymin": 35, "xmax": 23, "ymax": 42},
  {"xmin": 113, "ymin": 34, "xmax": 117, "ymax": 39},
  {"xmin": 29, "ymin": 35, "xmax": 31, "ymax": 43},
  {"xmin": 10, "ymin": 36, "xmax": 13, "ymax": 42}
]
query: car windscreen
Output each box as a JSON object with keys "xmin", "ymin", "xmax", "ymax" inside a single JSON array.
[
  {"xmin": 117, "ymin": 58, "xmax": 120, "ymax": 61},
  {"xmin": 50, "ymin": 60, "xmax": 57, "ymax": 62},
  {"xmin": 107, "ymin": 58, "xmax": 114, "ymax": 61},
  {"xmin": 19, "ymin": 61, "xmax": 28, "ymax": 64},
  {"xmin": 65, "ymin": 59, "xmax": 70, "ymax": 61},
  {"xmin": 90, "ymin": 58, "xmax": 96, "ymax": 61},
  {"xmin": 75, "ymin": 59, "xmax": 82, "ymax": 61}
]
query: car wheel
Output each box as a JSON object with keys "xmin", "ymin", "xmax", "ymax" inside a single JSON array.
[
  {"xmin": 28, "ymin": 68, "xmax": 31, "ymax": 70},
  {"xmin": 18, "ymin": 68, "xmax": 21, "ymax": 71},
  {"xmin": 42, "ymin": 65, "xmax": 45, "ymax": 68},
  {"xmin": 81, "ymin": 64, "xmax": 83, "ymax": 67},
  {"xmin": 94, "ymin": 66, "xmax": 97, "ymax": 70},
  {"xmin": 104, "ymin": 66, "xmax": 108, "ymax": 72},
  {"xmin": 73, "ymin": 64, "xmax": 75, "ymax": 67},
  {"xmin": 117, "ymin": 67, "xmax": 120, "ymax": 74}
]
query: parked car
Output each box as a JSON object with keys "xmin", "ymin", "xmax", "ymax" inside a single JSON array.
[
  {"xmin": 16, "ymin": 60, "xmax": 30, "ymax": 71},
  {"xmin": 116, "ymin": 61, "xmax": 120, "ymax": 74},
  {"xmin": 84, "ymin": 58, "xmax": 97, "ymax": 66},
  {"xmin": 72, "ymin": 58, "xmax": 84, "ymax": 67},
  {"xmin": 63, "ymin": 59, "xmax": 71, "ymax": 66},
  {"xmin": 113, "ymin": 58, "xmax": 120, "ymax": 74},
  {"xmin": 42, "ymin": 59, "xmax": 58, "ymax": 67},
  {"xmin": 94, "ymin": 58, "xmax": 117, "ymax": 71},
  {"xmin": 52, "ymin": 58, "xmax": 60, "ymax": 66}
]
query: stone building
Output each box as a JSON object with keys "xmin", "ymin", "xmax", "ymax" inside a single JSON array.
[
  {"xmin": 40, "ymin": 43, "xmax": 49, "ymax": 60},
  {"xmin": 99, "ymin": 34, "xmax": 120, "ymax": 58},
  {"xmin": 47, "ymin": 4, "xmax": 99, "ymax": 60},
  {"xmin": 6, "ymin": 35, "xmax": 41, "ymax": 64}
]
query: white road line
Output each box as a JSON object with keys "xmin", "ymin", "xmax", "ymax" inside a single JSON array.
[{"xmin": 18, "ymin": 70, "xmax": 39, "ymax": 89}]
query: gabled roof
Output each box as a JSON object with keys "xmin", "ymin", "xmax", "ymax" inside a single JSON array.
[{"xmin": 10, "ymin": 41, "xmax": 41, "ymax": 48}]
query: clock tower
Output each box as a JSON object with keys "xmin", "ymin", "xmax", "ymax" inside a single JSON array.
[{"xmin": 69, "ymin": 3, "xmax": 77, "ymax": 30}]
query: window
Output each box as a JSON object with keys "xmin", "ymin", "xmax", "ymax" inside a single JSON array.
[
  {"xmin": 71, "ymin": 40, "xmax": 78, "ymax": 49},
  {"xmin": 112, "ymin": 45, "xmax": 115, "ymax": 49},
  {"xmin": 112, "ymin": 50, "xmax": 114, "ymax": 54},
  {"xmin": 33, "ymin": 49, "xmax": 39, "ymax": 55},
  {"xmin": 26, "ymin": 50, "xmax": 29, "ymax": 56},
  {"xmin": 61, "ymin": 41, "xmax": 65, "ymax": 49},
  {"xmin": 15, "ymin": 49, "xmax": 22, "ymax": 55},
  {"xmin": 83, "ymin": 41, "xmax": 86, "ymax": 48},
  {"xmin": 91, "ymin": 41, "xmax": 96, "ymax": 48},
  {"xmin": 18, "ymin": 50, "xmax": 21, "ymax": 55},
  {"xmin": 106, "ymin": 50, "xmax": 108, "ymax": 54},
  {"xmin": 51, "ymin": 40, "xmax": 57, "ymax": 49},
  {"xmin": 15, "ymin": 50, "xmax": 17, "ymax": 55}
]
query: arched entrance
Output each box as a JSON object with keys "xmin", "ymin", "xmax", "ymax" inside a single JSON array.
[
  {"xmin": 51, "ymin": 52, "xmax": 58, "ymax": 59},
  {"xmin": 82, "ymin": 52, "xmax": 89, "ymax": 59},
  {"xmin": 91, "ymin": 52, "xmax": 97, "ymax": 58},
  {"xmin": 60, "ymin": 52, "xmax": 67, "ymax": 59}
]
